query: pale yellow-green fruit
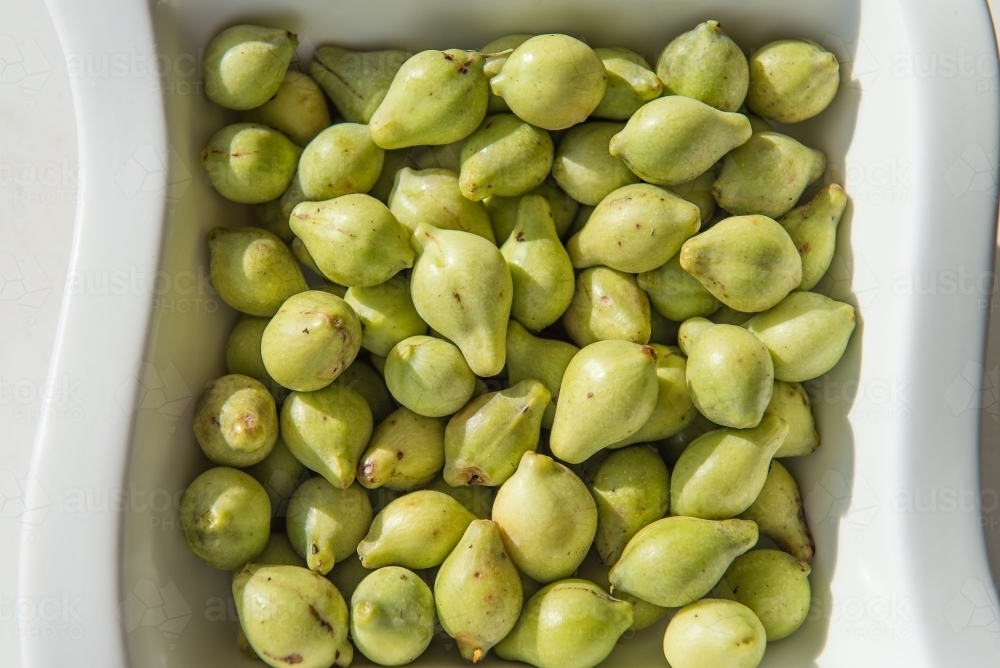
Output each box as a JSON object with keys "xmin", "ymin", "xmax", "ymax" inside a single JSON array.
[
  {"xmin": 779, "ymin": 184, "xmax": 849, "ymax": 291},
  {"xmin": 680, "ymin": 214, "xmax": 803, "ymax": 312},
  {"xmin": 444, "ymin": 379, "xmax": 550, "ymax": 487},
  {"xmin": 608, "ymin": 516, "xmax": 757, "ymax": 607},
  {"xmin": 748, "ymin": 39, "xmax": 840, "ymax": 123},
  {"xmin": 388, "ymin": 167, "xmax": 496, "ymax": 242},
  {"xmin": 663, "ymin": 598, "xmax": 766, "ymax": 668},
  {"xmin": 505, "ymin": 320, "xmax": 579, "ymax": 429},
  {"xmin": 201, "ymin": 124, "xmax": 300, "ymax": 203},
  {"xmin": 410, "ymin": 225, "xmax": 512, "ymax": 377},
  {"xmin": 260, "ymin": 290, "xmax": 362, "ymax": 392},
  {"xmin": 767, "ymin": 381, "xmax": 820, "ymax": 457},
  {"xmin": 424, "ymin": 475, "xmax": 496, "ymax": 520},
  {"xmin": 659, "ymin": 412, "xmax": 719, "ymax": 466},
  {"xmin": 369, "ymin": 49, "xmax": 489, "ymax": 149},
  {"xmin": 494, "ymin": 579, "xmax": 633, "ymax": 668},
  {"xmin": 609, "ymin": 96, "xmax": 751, "ymax": 185},
  {"xmin": 739, "ymin": 460, "xmax": 815, "ymax": 562},
  {"xmin": 241, "ymin": 71, "xmax": 331, "ymax": 146},
  {"xmin": 459, "ymin": 114, "xmax": 554, "ymax": 201},
  {"xmin": 357, "ymin": 490, "xmax": 476, "ymax": 569},
  {"xmin": 711, "ymin": 305, "xmax": 754, "ymax": 326},
  {"xmin": 492, "ymin": 452, "xmax": 597, "ymax": 582},
  {"xmin": 638, "ymin": 253, "xmax": 721, "ymax": 322},
  {"xmin": 280, "ymin": 384, "xmax": 373, "ymax": 489},
  {"xmin": 745, "ymin": 291, "xmax": 856, "ymax": 382},
  {"xmin": 310, "ymin": 46, "xmax": 410, "ymax": 124},
  {"xmin": 180, "ymin": 467, "xmax": 270, "ymax": 570},
  {"xmin": 671, "ymin": 413, "xmax": 789, "ymax": 519},
  {"xmin": 656, "ymin": 20, "xmax": 749, "ymax": 112},
  {"xmin": 484, "ymin": 181, "xmax": 580, "ymax": 243},
  {"xmin": 344, "ymin": 276, "xmax": 428, "ymax": 357},
  {"xmin": 482, "ymin": 34, "xmax": 534, "ymax": 113},
  {"xmin": 326, "ymin": 553, "xmax": 371, "ymax": 602},
  {"xmin": 551, "ymin": 122, "xmax": 640, "ymax": 206},
  {"xmin": 562, "ymin": 267, "xmax": 652, "ymax": 347},
  {"xmin": 670, "ymin": 167, "xmax": 717, "ymax": 223},
  {"xmin": 574, "ymin": 549, "xmax": 669, "ymax": 631},
  {"xmin": 244, "ymin": 437, "xmax": 307, "ymax": 517},
  {"xmin": 721, "ymin": 549, "xmax": 811, "ymax": 641},
  {"xmin": 334, "ymin": 360, "xmax": 394, "ymax": 424},
  {"xmin": 412, "ymin": 140, "xmax": 464, "ymax": 172},
  {"xmin": 253, "ymin": 198, "xmax": 294, "ymax": 242},
  {"xmin": 296, "ymin": 123, "xmax": 385, "ymax": 201},
  {"xmin": 289, "ymin": 195, "xmax": 414, "ymax": 288},
  {"xmin": 435, "ymin": 520, "xmax": 523, "ymax": 663},
  {"xmin": 500, "ymin": 195, "xmax": 575, "ymax": 331},
  {"xmin": 550, "ymin": 340, "xmax": 659, "ymax": 464},
  {"xmin": 712, "ymin": 131, "xmax": 827, "ymax": 218},
  {"xmin": 192, "ymin": 374, "xmax": 278, "ymax": 467},
  {"xmin": 609, "ymin": 344, "xmax": 696, "ymax": 447},
  {"xmin": 490, "ymin": 34, "xmax": 607, "ymax": 131},
  {"xmin": 567, "ymin": 203, "xmax": 594, "ymax": 238},
  {"xmin": 592, "ymin": 47, "xmax": 663, "ymax": 120},
  {"xmin": 249, "ymin": 532, "xmax": 306, "ymax": 568},
  {"xmin": 369, "ymin": 149, "xmax": 415, "ymax": 203},
  {"xmin": 290, "ymin": 236, "xmax": 322, "ymax": 277},
  {"xmin": 207, "ymin": 227, "xmax": 307, "ymax": 316},
  {"xmin": 350, "ymin": 567, "xmax": 436, "ymax": 666},
  {"xmin": 286, "ymin": 478, "xmax": 373, "ymax": 575},
  {"xmin": 677, "ymin": 316, "xmax": 714, "ymax": 356},
  {"xmin": 568, "ymin": 183, "xmax": 701, "ymax": 273},
  {"xmin": 357, "ymin": 408, "xmax": 445, "ymax": 491},
  {"xmin": 203, "ymin": 25, "xmax": 297, "ymax": 110},
  {"xmin": 383, "ymin": 335, "xmax": 476, "ymax": 417}
]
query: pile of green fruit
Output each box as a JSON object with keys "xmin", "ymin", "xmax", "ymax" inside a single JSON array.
[{"xmin": 182, "ymin": 19, "xmax": 853, "ymax": 668}]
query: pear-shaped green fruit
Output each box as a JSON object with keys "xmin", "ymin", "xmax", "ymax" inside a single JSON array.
[
  {"xmin": 663, "ymin": 598, "xmax": 766, "ymax": 668},
  {"xmin": 569, "ymin": 183, "xmax": 701, "ymax": 273},
  {"xmin": 585, "ymin": 445, "xmax": 670, "ymax": 564},
  {"xmin": 410, "ymin": 224, "xmax": 513, "ymax": 376},
  {"xmin": 207, "ymin": 227, "xmax": 306, "ymax": 316},
  {"xmin": 500, "ymin": 195, "xmax": 575, "ymax": 331},
  {"xmin": 296, "ymin": 123, "xmax": 385, "ymax": 201},
  {"xmin": 384, "ymin": 335, "xmax": 476, "ymax": 417},
  {"xmin": 745, "ymin": 291, "xmax": 856, "ymax": 382},
  {"xmin": 253, "ymin": 197, "xmax": 294, "ymax": 242},
  {"xmin": 639, "ymin": 253, "xmax": 721, "ymax": 322},
  {"xmin": 779, "ymin": 184, "xmax": 848, "ymax": 291},
  {"xmin": 388, "ymin": 167, "xmax": 496, "ymax": 242},
  {"xmin": 711, "ymin": 305, "xmax": 754, "ymax": 326},
  {"xmin": 609, "ymin": 97, "xmax": 751, "ymax": 185},
  {"xmin": 748, "ymin": 39, "xmax": 840, "ymax": 123},
  {"xmin": 672, "ymin": 414, "xmax": 789, "ymax": 519},
  {"xmin": 722, "ymin": 549, "xmax": 811, "ymax": 641},
  {"xmin": 241, "ymin": 71, "xmax": 331, "ymax": 147},
  {"xmin": 250, "ymin": 532, "xmax": 307, "ymax": 568},
  {"xmin": 656, "ymin": 21, "xmax": 749, "ymax": 112},
  {"xmin": 610, "ymin": 344, "xmax": 696, "ymax": 447},
  {"xmin": 562, "ymin": 267, "xmax": 652, "ymax": 347},
  {"xmin": 592, "ymin": 47, "xmax": 663, "ymax": 120},
  {"xmin": 181, "ymin": 467, "xmax": 270, "ymax": 570},
  {"xmin": 444, "ymin": 379, "xmax": 550, "ymax": 487},
  {"xmin": 369, "ymin": 50, "xmax": 488, "ymax": 149},
  {"xmin": 334, "ymin": 360, "xmax": 394, "ymax": 424},
  {"xmin": 280, "ymin": 383, "xmax": 373, "ymax": 488},
  {"xmin": 344, "ymin": 276, "xmax": 428, "ymax": 357},
  {"xmin": 550, "ymin": 340, "xmax": 659, "ymax": 463},
  {"xmin": 505, "ymin": 320, "xmax": 579, "ymax": 429},
  {"xmin": 201, "ymin": 124, "xmax": 300, "ymax": 203},
  {"xmin": 494, "ymin": 579, "xmax": 632, "ymax": 668},
  {"xmin": 435, "ymin": 520, "xmax": 522, "ymax": 662},
  {"xmin": 670, "ymin": 167, "xmax": 717, "ymax": 223},
  {"xmin": 310, "ymin": 46, "xmax": 411, "ymax": 123},
  {"xmin": 226, "ymin": 316, "xmax": 286, "ymax": 398},
  {"xmin": 680, "ymin": 214, "xmax": 802, "ymax": 312},
  {"xmin": 193, "ymin": 374, "xmax": 278, "ymax": 467},
  {"xmin": 358, "ymin": 490, "xmax": 476, "ymax": 569},
  {"xmin": 659, "ymin": 412, "xmax": 719, "ymax": 466},
  {"xmin": 609, "ymin": 516, "xmax": 758, "ymax": 607},
  {"xmin": 369, "ymin": 149, "xmax": 415, "ymax": 203},
  {"xmin": 424, "ymin": 475, "xmax": 496, "ymax": 519},
  {"xmin": 551, "ymin": 122, "xmax": 641, "ymax": 206},
  {"xmin": 291, "ymin": 235, "xmax": 323, "ymax": 277},
  {"xmin": 575, "ymin": 549, "xmax": 669, "ymax": 631},
  {"xmin": 492, "ymin": 452, "xmax": 596, "ymax": 582},
  {"xmin": 357, "ymin": 408, "xmax": 445, "ymax": 491},
  {"xmin": 713, "ymin": 131, "xmax": 826, "ymax": 218},
  {"xmin": 482, "ymin": 35, "xmax": 534, "ymax": 113},
  {"xmin": 245, "ymin": 437, "xmax": 307, "ymax": 517},
  {"xmin": 677, "ymin": 316, "xmax": 713, "ymax": 355},
  {"xmin": 491, "ymin": 34, "xmax": 607, "ymax": 130},
  {"xmin": 739, "ymin": 460, "xmax": 815, "ymax": 562},
  {"xmin": 290, "ymin": 195, "xmax": 414, "ymax": 287},
  {"xmin": 484, "ymin": 181, "xmax": 579, "ymax": 243},
  {"xmin": 412, "ymin": 140, "xmax": 464, "ymax": 172},
  {"xmin": 766, "ymin": 381, "xmax": 820, "ymax": 457},
  {"xmin": 286, "ymin": 478, "xmax": 373, "ymax": 575},
  {"xmin": 459, "ymin": 114, "xmax": 554, "ymax": 200},
  {"xmin": 351, "ymin": 567, "xmax": 436, "ymax": 666},
  {"xmin": 260, "ymin": 290, "xmax": 362, "ymax": 392},
  {"xmin": 204, "ymin": 25, "xmax": 297, "ymax": 110}
]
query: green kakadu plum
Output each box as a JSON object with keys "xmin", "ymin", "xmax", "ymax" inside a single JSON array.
[
  {"xmin": 491, "ymin": 34, "xmax": 607, "ymax": 131},
  {"xmin": 670, "ymin": 167, "xmax": 718, "ymax": 223},
  {"xmin": 663, "ymin": 598, "xmax": 766, "ymax": 668},
  {"xmin": 290, "ymin": 236, "xmax": 323, "ymax": 277},
  {"xmin": 482, "ymin": 34, "xmax": 533, "ymax": 113},
  {"xmin": 350, "ymin": 567, "xmax": 436, "ymax": 666},
  {"xmin": 567, "ymin": 203, "xmax": 594, "ymax": 238},
  {"xmin": 779, "ymin": 184, "xmax": 849, "ymax": 291},
  {"xmin": 334, "ymin": 360, "xmax": 395, "ymax": 424},
  {"xmin": 608, "ymin": 516, "xmax": 757, "ymax": 607},
  {"xmin": 383, "ymin": 335, "xmax": 476, "ymax": 417},
  {"xmin": 656, "ymin": 20, "xmax": 749, "ymax": 112},
  {"xmin": 207, "ymin": 227, "xmax": 307, "ymax": 317},
  {"xmin": 494, "ymin": 579, "xmax": 633, "ymax": 668},
  {"xmin": 423, "ymin": 475, "xmax": 496, "ymax": 520},
  {"xmin": 192, "ymin": 374, "xmax": 278, "ymax": 467},
  {"xmin": 388, "ymin": 167, "xmax": 496, "ymax": 242},
  {"xmin": 659, "ymin": 412, "xmax": 719, "ymax": 467},
  {"xmin": 505, "ymin": 320, "xmax": 579, "ymax": 429},
  {"xmin": 680, "ymin": 214, "xmax": 803, "ymax": 313},
  {"xmin": 459, "ymin": 114, "xmax": 554, "ymax": 201},
  {"xmin": 310, "ymin": 46, "xmax": 411, "ymax": 124},
  {"xmin": 295, "ymin": 124, "xmax": 385, "ymax": 201},
  {"xmin": 249, "ymin": 533, "xmax": 306, "ymax": 568},
  {"xmin": 609, "ymin": 344, "xmax": 696, "ymax": 447},
  {"xmin": 344, "ymin": 276, "xmax": 428, "ymax": 357},
  {"xmin": 748, "ymin": 39, "xmax": 840, "ymax": 124},
  {"xmin": 745, "ymin": 291, "xmax": 856, "ymax": 382},
  {"xmin": 711, "ymin": 305, "xmax": 754, "ymax": 326},
  {"xmin": 201, "ymin": 124, "xmax": 300, "ymax": 203},
  {"xmin": 181, "ymin": 467, "xmax": 271, "ymax": 570},
  {"xmin": 677, "ymin": 316, "xmax": 713, "ymax": 355},
  {"xmin": 357, "ymin": 490, "xmax": 476, "ymax": 569},
  {"xmin": 712, "ymin": 131, "xmax": 827, "ymax": 219},
  {"xmin": 357, "ymin": 408, "xmax": 445, "ymax": 491},
  {"xmin": 484, "ymin": 181, "xmax": 580, "ymax": 243},
  {"xmin": 226, "ymin": 316, "xmax": 286, "ymax": 398},
  {"xmin": 746, "ymin": 113, "xmax": 774, "ymax": 134},
  {"xmin": 766, "ymin": 381, "xmax": 820, "ymax": 457},
  {"xmin": 609, "ymin": 96, "xmax": 751, "ymax": 186},
  {"xmin": 286, "ymin": 478, "xmax": 373, "ymax": 575},
  {"xmin": 203, "ymin": 25, "xmax": 297, "ymax": 110},
  {"xmin": 720, "ymin": 549, "xmax": 812, "ymax": 641},
  {"xmin": 412, "ymin": 140, "xmax": 464, "ymax": 172},
  {"xmin": 369, "ymin": 49, "xmax": 489, "ymax": 149},
  {"xmin": 562, "ymin": 267, "xmax": 652, "ymax": 347},
  {"xmin": 244, "ymin": 438, "xmax": 307, "ymax": 517},
  {"xmin": 252, "ymin": 198, "xmax": 294, "ymax": 242},
  {"xmin": 671, "ymin": 414, "xmax": 789, "ymax": 520},
  {"xmin": 369, "ymin": 149, "xmax": 416, "ymax": 203},
  {"xmin": 575, "ymin": 548, "xmax": 669, "ymax": 631},
  {"xmin": 592, "ymin": 48, "xmax": 663, "ymax": 120},
  {"xmin": 739, "ymin": 460, "xmax": 815, "ymax": 562},
  {"xmin": 551, "ymin": 122, "xmax": 641, "ymax": 206},
  {"xmin": 638, "ymin": 253, "xmax": 721, "ymax": 322},
  {"xmin": 241, "ymin": 71, "xmax": 331, "ymax": 146}
]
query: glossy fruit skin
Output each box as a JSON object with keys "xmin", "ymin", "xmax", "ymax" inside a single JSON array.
[
  {"xmin": 779, "ymin": 184, "xmax": 849, "ymax": 291},
  {"xmin": 551, "ymin": 122, "xmax": 640, "ymax": 206},
  {"xmin": 383, "ymin": 335, "xmax": 476, "ymax": 417},
  {"xmin": 505, "ymin": 320, "xmax": 579, "ymax": 429},
  {"xmin": 592, "ymin": 47, "xmax": 663, "ymax": 120},
  {"xmin": 721, "ymin": 549, "xmax": 812, "ymax": 641},
  {"xmin": 192, "ymin": 374, "xmax": 278, "ymax": 467},
  {"xmin": 296, "ymin": 124, "xmax": 385, "ymax": 201},
  {"xmin": 389, "ymin": 167, "xmax": 496, "ymax": 242},
  {"xmin": 766, "ymin": 381, "xmax": 820, "ymax": 457},
  {"xmin": 656, "ymin": 20, "xmax": 749, "ymax": 112},
  {"xmin": 562, "ymin": 267, "xmax": 652, "ymax": 348},
  {"xmin": 207, "ymin": 226, "xmax": 307, "ymax": 316},
  {"xmin": 350, "ymin": 566, "xmax": 436, "ymax": 666},
  {"xmin": 241, "ymin": 71, "xmax": 331, "ymax": 146},
  {"xmin": 459, "ymin": 113, "xmax": 554, "ymax": 201},
  {"xmin": 748, "ymin": 39, "xmax": 840, "ymax": 124},
  {"xmin": 485, "ymin": 181, "xmax": 579, "ymax": 243},
  {"xmin": 608, "ymin": 344, "xmax": 696, "ymax": 447},
  {"xmin": 662, "ymin": 598, "xmax": 767, "ymax": 668},
  {"xmin": 244, "ymin": 437, "xmax": 306, "ymax": 517},
  {"xmin": 574, "ymin": 549, "xmax": 669, "ymax": 631},
  {"xmin": 357, "ymin": 407, "xmax": 445, "ymax": 492},
  {"xmin": 286, "ymin": 477, "xmax": 373, "ymax": 575},
  {"xmin": 201, "ymin": 124, "xmax": 301, "ymax": 203},
  {"xmin": 739, "ymin": 460, "xmax": 816, "ymax": 562},
  {"xmin": 310, "ymin": 46, "xmax": 411, "ymax": 123},
  {"xmin": 638, "ymin": 253, "xmax": 721, "ymax": 323},
  {"xmin": 203, "ymin": 25, "xmax": 298, "ymax": 110},
  {"xmin": 344, "ymin": 276, "xmax": 428, "ymax": 358}
]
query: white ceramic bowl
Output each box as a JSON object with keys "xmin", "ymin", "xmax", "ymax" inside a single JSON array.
[{"xmin": 23, "ymin": 0, "xmax": 1000, "ymax": 666}]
